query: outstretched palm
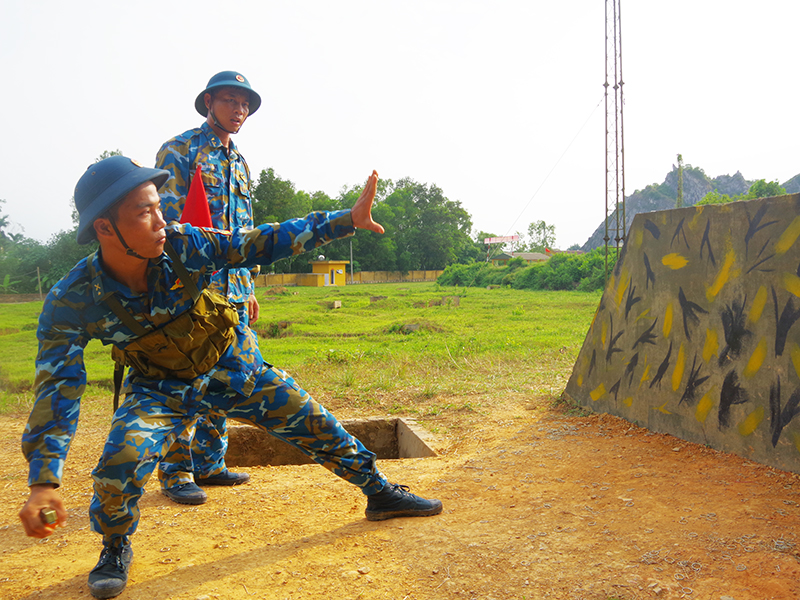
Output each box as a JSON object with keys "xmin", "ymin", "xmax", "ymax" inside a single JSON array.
[{"xmin": 350, "ymin": 170, "xmax": 385, "ymax": 234}]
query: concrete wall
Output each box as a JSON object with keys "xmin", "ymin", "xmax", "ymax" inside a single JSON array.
[
  {"xmin": 565, "ymin": 194, "xmax": 800, "ymax": 473},
  {"xmin": 255, "ymin": 270, "xmax": 443, "ymax": 287}
]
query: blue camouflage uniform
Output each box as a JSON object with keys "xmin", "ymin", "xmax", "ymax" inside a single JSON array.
[
  {"xmin": 22, "ymin": 211, "xmax": 387, "ymax": 544},
  {"xmin": 153, "ymin": 121, "xmax": 258, "ymax": 488}
]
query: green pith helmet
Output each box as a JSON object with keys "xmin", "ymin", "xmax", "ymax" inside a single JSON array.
[
  {"xmin": 74, "ymin": 156, "xmax": 169, "ymax": 245},
  {"xmin": 195, "ymin": 71, "xmax": 262, "ymax": 117}
]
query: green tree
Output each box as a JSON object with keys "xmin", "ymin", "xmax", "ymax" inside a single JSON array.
[
  {"xmin": 696, "ymin": 190, "xmax": 734, "ymax": 206},
  {"xmin": 525, "ymin": 220, "xmax": 556, "ymax": 253},
  {"xmin": 697, "ymin": 179, "xmax": 786, "ymax": 207},
  {"xmin": 746, "ymin": 179, "xmax": 786, "ymax": 199},
  {"xmin": 251, "ymin": 168, "xmax": 310, "ymax": 225},
  {"xmin": 455, "ymin": 230, "xmax": 491, "ymax": 264},
  {"xmin": 0, "ymin": 199, "xmax": 12, "ymax": 253},
  {"xmin": 385, "ymin": 179, "xmax": 473, "ymax": 271}
]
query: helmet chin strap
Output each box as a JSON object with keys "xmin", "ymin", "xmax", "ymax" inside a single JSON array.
[
  {"xmin": 208, "ymin": 106, "xmax": 245, "ymax": 135},
  {"xmin": 108, "ymin": 216, "xmax": 147, "ymax": 260}
]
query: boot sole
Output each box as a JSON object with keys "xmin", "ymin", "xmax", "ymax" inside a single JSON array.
[
  {"xmin": 196, "ymin": 477, "xmax": 249, "ymax": 486},
  {"xmin": 88, "ymin": 581, "xmax": 128, "ymax": 599},
  {"xmin": 365, "ymin": 505, "xmax": 443, "ymax": 521},
  {"xmin": 161, "ymin": 490, "xmax": 207, "ymax": 505}
]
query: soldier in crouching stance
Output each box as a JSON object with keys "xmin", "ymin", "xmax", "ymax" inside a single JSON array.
[{"xmin": 18, "ymin": 156, "xmax": 442, "ymax": 599}]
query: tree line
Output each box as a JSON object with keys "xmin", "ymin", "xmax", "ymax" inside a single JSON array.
[{"xmin": 0, "ymin": 162, "xmax": 559, "ymax": 294}]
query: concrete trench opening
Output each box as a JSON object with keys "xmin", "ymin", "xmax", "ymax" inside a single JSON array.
[{"xmin": 225, "ymin": 417, "xmax": 437, "ymax": 467}]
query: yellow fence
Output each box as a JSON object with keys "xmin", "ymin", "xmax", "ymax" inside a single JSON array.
[{"xmin": 256, "ymin": 270, "xmax": 444, "ymax": 287}]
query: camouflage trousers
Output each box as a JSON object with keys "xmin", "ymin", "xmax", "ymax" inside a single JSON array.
[
  {"xmin": 157, "ymin": 410, "xmax": 228, "ymax": 488},
  {"xmin": 90, "ymin": 365, "xmax": 387, "ymax": 543},
  {"xmin": 157, "ymin": 302, "xmax": 248, "ymax": 489}
]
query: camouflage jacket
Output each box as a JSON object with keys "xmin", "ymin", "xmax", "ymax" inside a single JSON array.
[
  {"xmin": 22, "ymin": 210, "xmax": 354, "ymax": 487},
  {"xmin": 155, "ymin": 122, "xmax": 258, "ymax": 303}
]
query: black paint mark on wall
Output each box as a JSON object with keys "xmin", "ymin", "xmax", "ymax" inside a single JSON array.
[
  {"xmin": 633, "ymin": 319, "xmax": 659, "ymax": 350},
  {"xmin": 679, "ymin": 355, "xmax": 710, "ymax": 406},
  {"xmin": 625, "ymin": 285, "xmax": 642, "ymax": 320},
  {"xmin": 609, "ymin": 379, "xmax": 622, "ymax": 401},
  {"xmin": 649, "ymin": 342, "xmax": 673, "ymax": 389},
  {"xmin": 587, "ymin": 349, "xmax": 597, "ymax": 379},
  {"xmin": 746, "ymin": 237, "xmax": 776, "ymax": 275},
  {"xmin": 625, "ymin": 352, "xmax": 640, "ymax": 386},
  {"xmin": 606, "ymin": 316, "xmax": 625, "ymax": 363},
  {"xmin": 644, "ymin": 220, "xmax": 661, "ymax": 240},
  {"xmin": 643, "ymin": 253, "xmax": 656, "ymax": 289},
  {"xmin": 700, "ymin": 220, "xmax": 715, "ymax": 267},
  {"xmin": 773, "ymin": 287, "xmax": 800, "ymax": 357},
  {"xmin": 769, "ymin": 377, "xmax": 800, "ymax": 447},
  {"xmin": 671, "ymin": 218, "xmax": 690, "ymax": 250},
  {"xmin": 719, "ymin": 370, "xmax": 749, "ymax": 429},
  {"xmin": 718, "ymin": 297, "xmax": 751, "ymax": 366},
  {"xmin": 744, "ymin": 204, "xmax": 779, "ymax": 259},
  {"xmin": 679, "ymin": 287, "xmax": 708, "ymax": 341}
]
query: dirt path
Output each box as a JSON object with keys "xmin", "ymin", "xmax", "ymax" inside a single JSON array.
[{"xmin": 1, "ymin": 396, "xmax": 799, "ymax": 600}]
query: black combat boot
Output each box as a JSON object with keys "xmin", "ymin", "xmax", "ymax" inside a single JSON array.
[
  {"xmin": 88, "ymin": 540, "xmax": 133, "ymax": 599},
  {"xmin": 365, "ymin": 483, "xmax": 443, "ymax": 521}
]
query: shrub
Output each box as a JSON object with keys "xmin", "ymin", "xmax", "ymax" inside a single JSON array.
[{"xmin": 438, "ymin": 247, "xmax": 619, "ymax": 292}]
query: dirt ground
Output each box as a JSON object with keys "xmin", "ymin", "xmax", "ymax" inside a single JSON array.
[{"xmin": 1, "ymin": 394, "xmax": 799, "ymax": 600}]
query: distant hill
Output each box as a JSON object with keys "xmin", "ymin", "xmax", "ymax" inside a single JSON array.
[{"xmin": 580, "ymin": 166, "xmax": 800, "ymax": 251}]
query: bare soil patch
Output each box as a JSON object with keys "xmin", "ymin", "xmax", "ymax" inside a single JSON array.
[
  {"xmin": 0, "ymin": 294, "xmax": 43, "ymax": 304},
  {"xmin": 1, "ymin": 394, "xmax": 799, "ymax": 600}
]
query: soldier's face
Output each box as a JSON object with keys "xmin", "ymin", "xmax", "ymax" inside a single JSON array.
[
  {"xmin": 206, "ymin": 88, "xmax": 250, "ymax": 133},
  {"xmin": 115, "ymin": 182, "xmax": 167, "ymax": 258}
]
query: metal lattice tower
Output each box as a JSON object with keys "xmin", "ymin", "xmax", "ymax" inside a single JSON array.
[{"xmin": 604, "ymin": 0, "xmax": 626, "ymax": 279}]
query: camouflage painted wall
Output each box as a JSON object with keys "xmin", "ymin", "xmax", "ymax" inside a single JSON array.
[{"xmin": 565, "ymin": 194, "xmax": 800, "ymax": 473}]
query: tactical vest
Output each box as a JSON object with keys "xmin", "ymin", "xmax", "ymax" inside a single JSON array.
[{"xmin": 105, "ymin": 241, "xmax": 239, "ymax": 407}]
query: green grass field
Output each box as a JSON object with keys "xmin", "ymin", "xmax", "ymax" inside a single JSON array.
[{"xmin": 0, "ymin": 283, "xmax": 601, "ymax": 419}]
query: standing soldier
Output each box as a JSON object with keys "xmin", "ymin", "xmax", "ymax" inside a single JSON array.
[{"xmin": 154, "ymin": 71, "xmax": 261, "ymax": 504}]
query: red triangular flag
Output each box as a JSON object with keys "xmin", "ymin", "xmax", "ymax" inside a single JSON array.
[{"xmin": 180, "ymin": 165, "xmax": 213, "ymax": 228}]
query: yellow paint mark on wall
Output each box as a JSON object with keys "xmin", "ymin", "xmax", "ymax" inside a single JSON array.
[
  {"xmin": 623, "ymin": 397, "xmax": 633, "ymax": 407},
  {"xmin": 615, "ymin": 269, "xmax": 630, "ymax": 309},
  {"xmin": 738, "ymin": 406, "xmax": 764, "ymax": 437},
  {"xmin": 793, "ymin": 432, "xmax": 800, "ymax": 454},
  {"xmin": 639, "ymin": 363, "xmax": 651, "ymax": 388},
  {"xmin": 784, "ymin": 273, "xmax": 800, "ymax": 298},
  {"xmin": 634, "ymin": 228, "xmax": 644, "ymax": 249},
  {"xmin": 654, "ymin": 402, "xmax": 672, "ymax": 414},
  {"xmin": 695, "ymin": 389, "xmax": 715, "ymax": 423},
  {"xmin": 671, "ymin": 343, "xmax": 686, "ymax": 391},
  {"xmin": 706, "ymin": 250, "xmax": 736, "ymax": 302},
  {"xmin": 748, "ymin": 286, "xmax": 768, "ymax": 324},
  {"xmin": 702, "ymin": 329, "xmax": 719, "ymax": 363},
  {"xmin": 791, "ymin": 344, "xmax": 800, "ymax": 381},
  {"xmin": 775, "ymin": 216, "xmax": 800, "ymax": 255},
  {"xmin": 662, "ymin": 253, "xmax": 689, "ymax": 270},
  {"xmin": 689, "ymin": 207, "xmax": 705, "ymax": 229},
  {"xmin": 635, "ymin": 309, "xmax": 651, "ymax": 323},
  {"xmin": 577, "ymin": 373, "xmax": 583, "ymax": 387},
  {"xmin": 590, "ymin": 384, "xmax": 607, "ymax": 402},
  {"xmin": 743, "ymin": 337, "xmax": 767, "ymax": 378},
  {"xmin": 663, "ymin": 303, "xmax": 673, "ymax": 338},
  {"xmin": 601, "ymin": 320, "xmax": 608, "ymax": 346}
]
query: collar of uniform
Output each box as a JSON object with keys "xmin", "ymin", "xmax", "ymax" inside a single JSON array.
[
  {"xmin": 88, "ymin": 250, "xmax": 113, "ymax": 302},
  {"xmin": 200, "ymin": 121, "xmax": 239, "ymax": 159},
  {"xmin": 88, "ymin": 248, "xmax": 170, "ymax": 303}
]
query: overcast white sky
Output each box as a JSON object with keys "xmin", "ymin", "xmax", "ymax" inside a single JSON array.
[{"xmin": 1, "ymin": 1, "xmax": 797, "ymax": 249}]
